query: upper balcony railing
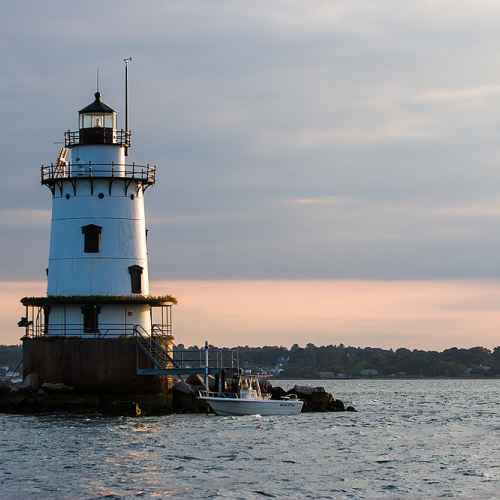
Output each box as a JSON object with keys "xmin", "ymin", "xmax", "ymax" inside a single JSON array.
[
  {"xmin": 64, "ymin": 128, "xmax": 131, "ymax": 148},
  {"xmin": 40, "ymin": 162, "xmax": 156, "ymax": 186},
  {"xmin": 21, "ymin": 302, "xmax": 172, "ymax": 338}
]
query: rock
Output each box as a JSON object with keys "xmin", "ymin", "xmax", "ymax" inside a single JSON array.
[
  {"xmin": 270, "ymin": 386, "xmax": 287, "ymax": 400},
  {"xmin": 173, "ymin": 380, "xmax": 194, "ymax": 395},
  {"xmin": 284, "ymin": 384, "xmax": 351, "ymax": 412},
  {"xmin": 288, "ymin": 385, "xmax": 315, "ymax": 396},
  {"xmin": 310, "ymin": 390, "xmax": 334, "ymax": 412},
  {"xmin": 0, "ymin": 380, "xmax": 15, "ymax": 396},
  {"xmin": 287, "ymin": 385, "xmax": 326, "ymax": 397},
  {"xmin": 41, "ymin": 382, "xmax": 74, "ymax": 393},
  {"xmin": 172, "ymin": 380, "xmax": 210, "ymax": 413},
  {"xmin": 20, "ymin": 373, "xmax": 39, "ymax": 390},
  {"xmin": 8, "ymin": 384, "xmax": 20, "ymax": 394},
  {"xmin": 186, "ymin": 373, "xmax": 205, "ymax": 387},
  {"xmin": 329, "ymin": 398, "xmax": 345, "ymax": 412},
  {"xmin": 296, "ymin": 390, "xmax": 332, "ymax": 412}
]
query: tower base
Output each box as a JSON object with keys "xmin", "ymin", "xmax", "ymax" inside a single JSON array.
[{"xmin": 21, "ymin": 336, "xmax": 174, "ymax": 414}]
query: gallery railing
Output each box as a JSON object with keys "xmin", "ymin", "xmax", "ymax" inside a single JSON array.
[
  {"xmin": 64, "ymin": 129, "xmax": 131, "ymax": 147},
  {"xmin": 24, "ymin": 322, "xmax": 171, "ymax": 338},
  {"xmin": 40, "ymin": 162, "xmax": 156, "ymax": 185}
]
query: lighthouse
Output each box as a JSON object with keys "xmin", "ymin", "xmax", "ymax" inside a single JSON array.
[{"xmin": 20, "ymin": 87, "xmax": 176, "ymax": 403}]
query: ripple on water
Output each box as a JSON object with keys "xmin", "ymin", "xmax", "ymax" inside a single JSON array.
[{"xmin": 1, "ymin": 379, "xmax": 500, "ymax": 499}]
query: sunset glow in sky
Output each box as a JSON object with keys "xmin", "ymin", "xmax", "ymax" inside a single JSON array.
[
  {"xmin": 3, "ymin": 2, "xmax": 500, "ymax": 348},
  {"xmin": 3, "ymin": 280, "xmax": 500, "ymax": 348}
]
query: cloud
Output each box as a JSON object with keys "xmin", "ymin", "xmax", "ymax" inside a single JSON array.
[
  {"xmin": 290, "ymin": 197, "xmax": 338, "ymax": 206},
  {"xmin": 0, "ymin": 209, "xmax": 50, "ymax": 228},
  {"xmin": 305, "ymin": 121, "xmax": 434, "ymax": 146},
  {"xmin": 434, "ymin": 201, "xmax": 500, "ymax": 218},
  {"xmin": 4, "ymin": 2, "xmax": 500, "ymax": 283},
  {"xmin": 416, "ymin": 85, "xmax": 500, "ymax": 103}
]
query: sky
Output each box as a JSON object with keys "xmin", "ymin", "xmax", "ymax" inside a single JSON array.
[{"xmin": 2, "ymin": 1, "xmax": 500, "ymax": 348}]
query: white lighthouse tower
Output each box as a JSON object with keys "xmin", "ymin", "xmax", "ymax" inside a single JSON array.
[
  {"xmin": 44, "ymin": 91, "xmax": 157, "ymax": 336},
  {"xmin": 21, "ymin": 87, "xmax": 175, "ymax": 399}
]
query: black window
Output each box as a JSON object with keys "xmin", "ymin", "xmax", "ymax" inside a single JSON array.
[
  {"xmin": 81, "ymin": 224, "xmax": 102, "ymax": 253},
  {"xmin": 128, "ymin": 265, "xmax": 143, "ymax": 294},
  {"xmin": 81, "ymin": 305, "xmax": 100, "ymax": 333}
]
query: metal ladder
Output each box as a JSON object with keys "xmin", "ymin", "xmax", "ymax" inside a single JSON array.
[{"xmin": 133, "ymin": 324, "xmax": 176, "ymax": 370}]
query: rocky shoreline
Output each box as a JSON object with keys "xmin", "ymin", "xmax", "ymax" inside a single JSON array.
[{"xmin": 0, "ymin": 377, "xmax": 356, "ymax": 416}]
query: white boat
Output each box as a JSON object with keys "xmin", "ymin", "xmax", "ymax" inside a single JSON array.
[{"xmin": 198, "ymin": 376, "xmax": 303, "ymax": 416}]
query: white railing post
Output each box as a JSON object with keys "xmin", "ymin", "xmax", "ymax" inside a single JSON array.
[{"xmin": 204, "ymin": 340, "xmax": 209, "ymax": 390}]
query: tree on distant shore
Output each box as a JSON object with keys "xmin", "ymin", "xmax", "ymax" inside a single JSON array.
[
  {"xmin": 1, "ymin": 343, "xmax": 500, "ymax": 377},
  {"xmin": 0, "ymin": 345, "xmax": 22, "ymax": 369}
]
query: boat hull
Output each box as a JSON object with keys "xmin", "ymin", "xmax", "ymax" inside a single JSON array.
[{"xmin": 200, "ymin": 397, "xmax": 303, "ymax": 416}]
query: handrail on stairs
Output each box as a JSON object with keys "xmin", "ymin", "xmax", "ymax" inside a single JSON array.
[{"xmin": 133, "ymin": 324, "xmax": 177, "ymax": 370}]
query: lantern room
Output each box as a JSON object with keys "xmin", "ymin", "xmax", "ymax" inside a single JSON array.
[
  {"xmin": 79, "ymin": 91, "xmax": 116, "ymax": 129},
  {"xmin": 65, "ymin": 91, "xmax": 130, "ymax": 148}
]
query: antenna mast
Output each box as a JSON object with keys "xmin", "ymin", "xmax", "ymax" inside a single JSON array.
[
  {"xmin": 123, "ymin": 57, "xmax": 132, "ymax": 156},
  {"xmin": 123, "ymin": 57, "xmax": 132, "ymax": 133}
]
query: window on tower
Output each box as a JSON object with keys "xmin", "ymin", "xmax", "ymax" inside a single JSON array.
[
  {"xmin": 81, "ymin": 224, "xmax": 102, "ymax": 253},
  {"xmin": 80, "ymin": 113, "xmax": 114, "ymax": 129},
  {"xmin": 81, "ymin": 305, "xmax": 100, "ymax": 334},
  {"xmin": 128, "ymin": 265, "xmax": 144, "ymax": 294}
]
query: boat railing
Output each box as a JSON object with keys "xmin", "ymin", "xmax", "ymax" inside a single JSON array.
[{"xmin": 198, "ymin": 390, "xmax": 239, "ymax": 399}]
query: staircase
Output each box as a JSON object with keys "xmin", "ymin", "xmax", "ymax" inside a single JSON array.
[
  {"xmin": 54, "ymin": 147, "xmax": 70, "ymax": 177},
  {"xmin": 134, "ymin": 324, "xmax": 176, "ymax": 370},
  {"xmin": 133, "ymin": 325, "xmax": 223, "ymax": 377}
]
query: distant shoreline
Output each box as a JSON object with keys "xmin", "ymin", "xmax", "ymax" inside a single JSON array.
[
  {"xmin": 3, "ymin": 344, "xmax": 500, "ymax": 380},
  {"xmin": 271, "ymin": 376, "xmax": 500, "ymax": 381}
]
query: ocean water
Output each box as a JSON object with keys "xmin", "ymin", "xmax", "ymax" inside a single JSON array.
[{"xmin": 0, "ymin": 379, "xmax": 499, "ymax": 499}]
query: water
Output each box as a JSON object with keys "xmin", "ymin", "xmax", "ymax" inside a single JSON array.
[{"xmin": 1, "ymin": 379, "xmax": 499, "ymax": 499}]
